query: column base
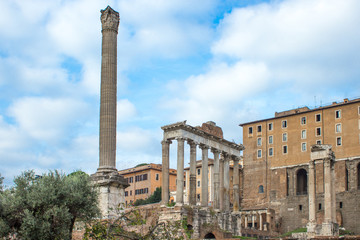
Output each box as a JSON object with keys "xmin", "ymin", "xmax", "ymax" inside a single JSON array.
[
  {"xmin": 91, "ymin": 170, "xmax": 129, "ymax": 218},
  {"xmin": 320, "ymin": 222, "xmax": 339, "ymax": 237}
]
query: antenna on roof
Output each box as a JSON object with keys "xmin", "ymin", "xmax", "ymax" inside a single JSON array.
[{"xmin": 314, "ymin": 96, "xmax": 317, "ymax": 108}]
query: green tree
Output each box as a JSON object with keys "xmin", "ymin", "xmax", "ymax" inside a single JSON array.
[
  {"xmin": 0, "ymin": 170, "xmax": 99, "ymax": 240},
  {"xmin": 133, "ymin": 187, "xmax": 161, "ymax": 206}
]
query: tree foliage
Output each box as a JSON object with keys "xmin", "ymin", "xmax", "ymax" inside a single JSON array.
[
  {"xmin": 133, "ymin": 187, "xmax": 161, "ymax": 206},
  {"xmin": 0, "ymin": 170, "xmax": 99, "ymax": 240}
]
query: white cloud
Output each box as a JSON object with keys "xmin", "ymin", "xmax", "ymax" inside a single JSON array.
[
  {"xmin": 7, "ymin": 97, "xmax": 92, "ymax": 143},
  {"xmin": 117, "ymin": 99, "xmax": 137, "ymax": 122}
]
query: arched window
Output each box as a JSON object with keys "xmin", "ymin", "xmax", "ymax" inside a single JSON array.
[
  {"xmin": 296, "ymin": 168, "xmax": 308, "ymax": 195},
  {"xmin": 259, "ymin": 185, "xmax": 264, "ymax": 193}
]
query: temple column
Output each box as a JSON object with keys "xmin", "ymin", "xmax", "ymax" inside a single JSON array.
[
  {"xmin": 252, "ymin": 214, "xmax": 255, "ymax": 229},
  {"xmin": 233, "ymin": 156, "xmax": 240, "ymax": 212},
  {"xmin": 224, "ymin": 154, "xmax": 230, "ymax": 211},
  {"xmin": 176, "ymin": 137, "xmax": 185, "ymax": 205},
  {"xmin": 331, "ymin": 162, "xmax": 336, "ymax": 223},
  {"xmin": 161, "ymin": 140, "xmax": 171, "ymax": 205},
  {"xmin": 188, "ymin": 140, "xmax": 197, "ymax": 205},
  {"xmin": 212, "ymin": 148, "xmax": 220, "ymax": 209},
  {"xmin": 219, "ymin": 155, "xmax": 225, "ymax": 211},
  {"xmin": 200, "ymin": 144, "xmax": 209, "ymax": 207},
  {"xmin": 324, "ymin": 157, "xmax": 333, "ymax": 223},
  {"xmin": 244, "ymin": 214, "xmax": 248, "ymax": 228},
  {"xmin": 307, "ymin": 160, "xmax": 317, "ymax": 235}
]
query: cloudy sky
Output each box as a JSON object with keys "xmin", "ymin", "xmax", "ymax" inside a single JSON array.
[{"xmin": 1, "ymin": 0, "xmax": 359, "ymax": 185}]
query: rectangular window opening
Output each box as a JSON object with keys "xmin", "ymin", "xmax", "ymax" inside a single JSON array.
[
  {"xmin": 335, "ymin": 110, "xmax": 341, "ymax": 119},
  {"xmin": 282, "ymin": 120, "xmax": 288, "ymax": 128},
  {"xmin": 282, "ymin": 133, "xmax": 288, "ymax": 142},
  {"xmin": 301, "ymin": 117, "xmax": 306, "ymax": 125},
  {"xmin": 257, "ymin": 125, "xmax": 262, "ymax": 133},
  {"xmin": 268, "ymin": 123, "xmax": 273, "ymax": 131},
  {"xmin": 337, "ymin": 137, "xmax": 342, "ymax": 146},
  {"xmin": 316, "ymin": 127, "xmax": 321, "ymax": 136},
  {"xmin": 301, "ymin": 130, "xmax": 307, "ymax": 139},
  {"xmin": 257, "ymin": 137, "xmax": 262, "ymax": 146},
  {"xmin": 336, "ymin": 123, "xmax": 341, "ymax": 133},
  {"xmin": 302, "ymin": 142, "xmax": 307, "ymax": 152},
  {"xmin": 269, "ymin": 135, "xmax": 273, "ymax": 144},
  {"xmin": 257, "ymin": 149, "xmax": 262, "ymax": 158},
  {"xmin": 269, "ymin": 147, "xmax": 273, "ymax": 156},
  {"xmin": 249, "ymin": 127, "xmax": 253, "ymax": 135},
  {"xmin": 283, "ymin": 145, "xmax": 288, "ymax": 154}
]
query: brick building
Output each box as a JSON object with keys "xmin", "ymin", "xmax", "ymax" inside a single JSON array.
[
  {"xmin": 118, "ymin": 163, "xmax": 177, "ymax": 207},
  {"xmin": 240, "ymin": 98, "xmax": 360, "ymax": 234}
]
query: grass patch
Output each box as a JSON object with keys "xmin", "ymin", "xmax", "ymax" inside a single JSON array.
[{"xmin": 280, "ymin": 227, "xmax": 307, "ymax": 237}]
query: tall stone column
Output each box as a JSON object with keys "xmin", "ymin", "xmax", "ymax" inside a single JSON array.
[
  {"xmin": 244, "ymin": 214, "xmax": 248, "ymax": 229},
  {"xmin": 161, "ymin": 140, "xmax": 171, "ymax": 205},
  {"xmin": 98, "ymin": 6, "xmax": 119, "ymax": 172},
  {"xmin": 233, "ymin": 156, "xmax": 240, "ymax": 212},
  {"xmin": 200, "ymin": 144, "xmax": 209, "ymax": 207},
  {"xmin": 91, "ymin": 6, "xmax": 128, "ymax": 218},
  {"xmin": 324, "ymin": 158, "xmax": 333, "ymax": 223},
  {"xmin": 212, "ymin": 148, "xmax": 220, "ymax": 209},
  {"xmin": 259, "ymin": 213, "xmax": 263, "ymax": 230},
  {"xmin": 224, "ymin": 154, "xmax": 230, "ymax": 211},
  {"xmin": 188, "ymin": 140, "xmax": 197, "ymax": 205},
  {"xmin": 307, "ymin": 160, "xmax": 317, "ymax": 235},
  {"xmin": 176, "ymin": 137, "xmax": 185, "ymax": 205},
  {"xmin": 219, "ymin": 155, "xmax": 225, "ymax": 211},
  {"xmin": 331, "ymin": 162, "xmax": 336, "ymax": 223}
]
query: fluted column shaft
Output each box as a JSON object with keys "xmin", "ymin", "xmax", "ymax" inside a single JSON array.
[
  {"xmin": 233, "ymin": 157, "xmax": 240, "ymax": 212},
  {"xmin": 212, "ymin": 149, "xmax": 220, "ymax": 209},
  {"xmin": 99, "ymin": 7, "xmax": 120, "ymax": 171},
  {"xmin": 224, "ymin": 154, "xmax": 230, "ymax": 211},
  {"xmin": 176, "ymin": 138, "xmax": 185, "ymax": 204},
  {"xmin": 200, "ymin": 145, "xmax": 209, "ymax": 207},
  {"xmin": 189, "ymin": 141, "xmax": 197, "ymax": 205},
  {"xmin": 331, "ymin": 161, "xmax": 336, "ymax": 223},
  {"xmin": 161, "ymin": 140, "xmax": 171, "ymax": 205}
]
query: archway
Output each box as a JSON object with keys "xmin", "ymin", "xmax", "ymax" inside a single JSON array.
[
  {"xmin": 204, "ymin": 232, "xmax": 216, "ymax": 239},
  {"xmin": 296, "ymin": 168, "xmax": 307, "ymax": 195}
]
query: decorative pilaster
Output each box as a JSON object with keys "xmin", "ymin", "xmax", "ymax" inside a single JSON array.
[
  {"xmin": 161, "ymin": 140, "xmax": 172, "ymax": 205},
  {"xmin": 188, "ymin": 140, "xmax": 197, "ymax": 205},
  {"xmin": 200, "ymin": 144, "xmax": 209, "ymax": 207},
  {"xmin": 176, "ymin": 137, "xmax": 185, "ymax": 205}
]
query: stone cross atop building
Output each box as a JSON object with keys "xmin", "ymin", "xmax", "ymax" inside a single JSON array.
[{"xmin": 92, "ymin": 6, "xmax": 128, "ymax": 218}]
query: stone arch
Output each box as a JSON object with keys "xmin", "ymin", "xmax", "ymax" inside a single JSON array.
[
  {"xmin": 204, "ymin": 232, "xmax": 216, "ymax": 239},
  {"xmin": 296, "ymin": 168, "xmax": 307, "ymax": 195},
  {"xmin": 357, "ymin": 162, "xmax": 360, "ymax": 190}
]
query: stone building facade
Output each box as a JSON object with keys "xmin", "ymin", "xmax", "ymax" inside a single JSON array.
[
  {"xmin": 240, "ymin": 98, "xmax": 360, "ymax": 234},
  {"xmin": 118, "ymin": 163, "xmax": 177, "ymax": 207}
]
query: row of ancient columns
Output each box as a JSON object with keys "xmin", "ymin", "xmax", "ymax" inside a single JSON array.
[
  {"xmin": 161, "ymin": 138, "xmax": 240, "ymax": 211},
  {"xmin": 242, "ymin": 211, "xmax": 271, "ymax": 231}
]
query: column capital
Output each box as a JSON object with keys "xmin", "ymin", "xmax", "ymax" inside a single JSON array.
[
  {"xmin": 187, "ymin": 139, "xmax": 198, "ymax": 146},
  {"xmin": 161, "ymin": 139, "xmax": 172, "ymax": 145},
  {"xmin": 175, "ymin": 137, "xmax": 186, "ymax": 142},
  {"xmin": 101, "ymin": 6, "xmax": 120, "ymax": 33},
  {"xmin": 309, "ymin": 160, "xmax": 315, "ymax": 168},
  {"xmin": 211, "ymin": 148, "xmax": 221, "ymax": 154},
  {"xmin": 232, "ymin": 155, "xmax": 241, "ymax": 162},
  {"xmin": 199, "ymin": 144, "xmax": 209, "ymax": 150}
]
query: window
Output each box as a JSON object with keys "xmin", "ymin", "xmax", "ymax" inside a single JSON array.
[
  {"xmin": 301, "ymin": 142, "xmax": 307, "ymax": 152},
  {"xmin": 316, "ymin": 140, "xmax": 322, "ymax": 145},
  {"xmin": 257, "ymin": 125, "xmax": 262, "ymax": 133},
  {"xmin": 257, "ymin": 149, "xmax": 262, "ymax": 158},
  {"xmin": 268, "ymin": 123, "xmax": 273, "ymax": 131},
  {"xmin": 296, "ymin": 169, "xmax": 308, "ymax": 195},
  {"xmin": 282, "ymin": 133, "xmax": 288, "ymax": 142},
  {"xmin": 197, "ymin": 194, "xmax": 200, "ymax": 201},
  {"xmin": 301, "ymin": 116, "xmax": 306, "ymax": 125},
  {"xmin": 197, "ymin": 169, "xmax": 201, "ymax": 175},
  {"xmin": 269, "ymin": 147, "xmax": 273, "ymax": 156},
  {"xmin": 197, "ymin": 181, "xmax": 200, "ymax": 187},
  {"xmin": 316, "ymin": 113, "xmax": 321, "ymax": 122},
  {"xmin": 257, "ymin": 137, "xmax": 262, "ymax": 146},
  {"xmin": 319, "ymin": 203, "xmax": 322, "ymax": 210},
  {"xmin": 283, "ymin": 145, "xmax": 288, "ymax": 154},
  {"xmin": 336, "ymin": 123, "xmax": 341, "ymax": 133},
  {"xmin": 340, "ymin": 202, "xmax": 343, "ymax": 209},
  {"xmin": 184, "ymin": 181, "xmax": 186, "ymax": 187},
  {"xmin": 249, "ymin": 127, "xmax": 253, "ymax": 135},
  {"xmin": 258, "ymin": 185, "xmax": 264, "ymax": 193},
  {"xmin": 135, "ymin": 174, "xmax": 148, "ymax": 182},
  {"xmin": 130, "ymin": 190, "xmax": 132, "ymax": 196},
  {"xmin": 269, "ymin": 135, "xmax": 273, "ymax": 144},
  {"xmin": 128, "ymin": 177, "xmax": 133, "ymax": 183},
  {"xmin": 125, "ymin": 191, "xmax": 128, "ymax": 197},
  {"xmin": 156, "ymin": 173, "xmax": 159, "ymax": 180},
  {"xmin": 316, "ymin": 127, "xmax": 321, "ymax": 136},
  {"xmin": 282, "ymin": 120, "xmax": 287, "ymax": 128},
  {"xmin": 301, "ymin": 129, "xmax": 306, "ymax": 139},
  {"xmin": 335, "ymin": 110, "xmax": 341, "ymax": 119},
  {"xmin": 336, "ymin": 137, "xmax": 342, "ymax": 146},
  {"xmin": 299, "ymin": 205, "xmax": 303, "ymax": 211}
]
